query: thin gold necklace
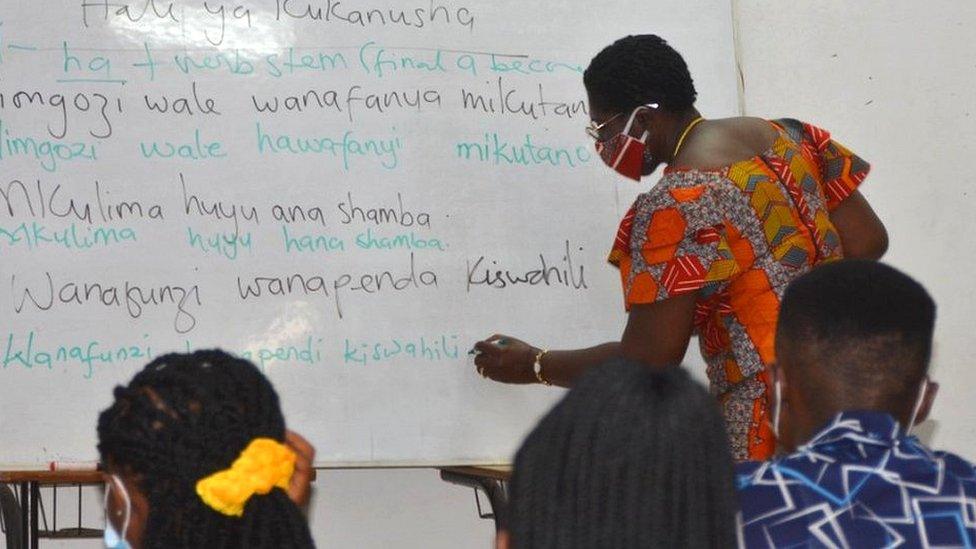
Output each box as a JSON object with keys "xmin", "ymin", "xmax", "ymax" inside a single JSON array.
[{"xmin": 672, "ymin": 117, "xmax": 706, "ymax": 160}]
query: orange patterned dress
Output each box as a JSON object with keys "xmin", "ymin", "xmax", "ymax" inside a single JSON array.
[{"xmin": 608, "ymin": 119, "xmax": 870, "ymax": 461}]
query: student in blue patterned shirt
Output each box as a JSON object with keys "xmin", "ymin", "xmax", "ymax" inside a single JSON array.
[{"xmin": 736, "ymin": 260, "xmax": 976, "ymax": 547}]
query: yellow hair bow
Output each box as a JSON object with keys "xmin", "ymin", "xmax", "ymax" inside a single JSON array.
[{"xmin": 195, "ymin": 438, "xmax": 296, "ymax": 517}]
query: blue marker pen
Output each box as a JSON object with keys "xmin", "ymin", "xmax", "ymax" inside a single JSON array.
[{"xmin": 468, "ymin": 337, "xmax": 509, "ymax": 355}]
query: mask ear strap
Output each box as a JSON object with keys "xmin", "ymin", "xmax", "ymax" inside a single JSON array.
[
  {"xmin": 622, "ymin": 103, "xmax": 659, "ymax": 138},
  {"xmin": 108, "ymin": 475, "xmax": 132, "ymax": 539},
  {"xmin": 906, "ymin": 377, "xmax": 929, "ymax": 435},
  {"xmin": 772, "ymin": 378, "xmax": 782, "ymax": 438}
]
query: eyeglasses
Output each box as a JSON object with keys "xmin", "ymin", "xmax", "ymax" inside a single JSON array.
[
  {"xmin": 585, "ymin": 103, "xmax": 660, "ymax": 141},
  {"xmin": 585, "ymin": 113, "xmax": 624, "ymax": 141}
]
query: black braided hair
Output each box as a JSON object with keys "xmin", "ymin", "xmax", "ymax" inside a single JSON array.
[
  {"xmin": 97, "ymin": 350, "xmax": 314, "ymax": 548},
  {"xmin": 508, "ymin": 360, "xmax": 736, "ymax": 548},
  {"xmin": 584, "ymin": 34, "xmax": 698, "ymax": 113}
]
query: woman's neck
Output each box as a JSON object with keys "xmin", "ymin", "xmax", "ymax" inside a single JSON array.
[{"xmin": 663, "ymin": 109, "xmax": 704, "ymax": 163}]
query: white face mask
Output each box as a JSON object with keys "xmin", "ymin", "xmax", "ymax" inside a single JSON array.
[
  {"xmin": 103, "ymin": 475, "xmax": 132, "ymax": 549},
  {"xmin": 905, "ymin": 377, "xmax": 929, "ymax": 436}
]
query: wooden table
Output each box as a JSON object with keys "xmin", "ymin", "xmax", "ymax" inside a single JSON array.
[
  {"xmin": 0, "ymin": 470, "xmax": 104, "ymax": 549},
  {"xmin": 438, "ymin": 466, "xmax": 512, "ymax": 531}
]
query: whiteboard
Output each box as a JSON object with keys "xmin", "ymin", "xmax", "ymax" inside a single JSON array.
[
  {"xmin": 735, "ymin": 0, "xmax": 976, "ymax": 458},
  {"xmin": 0, "ymin": 0, "xmax": 738, "ymax": 468}
]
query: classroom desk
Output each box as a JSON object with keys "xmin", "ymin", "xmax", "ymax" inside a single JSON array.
[
  {"xmin": 2, "ymin": 467, "xmax": 505, "ymax": 546},
  {"xmin": 438, "ymin": 466, "xmax": 512, "ymax": 531},
  {"xmin": 0, "ymin": 470, "xmax": 105, "ymax": 549}
]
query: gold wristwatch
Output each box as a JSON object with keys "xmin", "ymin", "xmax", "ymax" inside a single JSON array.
[{"xmin": 533, "ymin": 349, "xmax": 551, "ymax": 386}]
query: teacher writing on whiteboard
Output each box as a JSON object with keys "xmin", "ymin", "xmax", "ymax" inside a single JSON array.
[{"xmin": 474, "ymin": 35, "xmax": 888, "ymax": 461}]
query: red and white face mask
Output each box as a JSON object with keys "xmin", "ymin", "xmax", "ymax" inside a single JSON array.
[{"xmin": 595, "ymin": 104, "xmax": 657, "ymax": 181}]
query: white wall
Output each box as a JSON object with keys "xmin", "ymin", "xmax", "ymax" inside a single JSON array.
[
  {"xmin": 735, "ymin": 0, "xmax": 976, "ymax": 460},
  {"xmin": 314, "ymin": 469, "xmax": 495, "ymax": 548}
]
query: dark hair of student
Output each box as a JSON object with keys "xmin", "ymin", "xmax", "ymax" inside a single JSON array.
[
  {"xmin": 507, "ymin": 359, "xmax": 737, "ymax": 548},
  {"xmin": 777, "ymin": 259, "xmax": 937, "ymax": 414},
  {"xmin": 583, "ymin": 34, "xmax": 698, "ymax": 113},
  {"xmin": 97, "ymin": 350, "xmax": 314, "ymax": 548}
]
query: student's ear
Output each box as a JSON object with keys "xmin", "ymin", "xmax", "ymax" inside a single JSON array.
[
  {"xmin": 496, "ymin": 529, "xmax": 511, "ymax": 549},
  {"xmin": 916, "ymin": 379, "xmax": 939, "ymax": 425}
]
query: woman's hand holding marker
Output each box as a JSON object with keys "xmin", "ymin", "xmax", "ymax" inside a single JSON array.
[{"xmin": 471, "ymin": 335, "xmax": 541, "ymax": 384}]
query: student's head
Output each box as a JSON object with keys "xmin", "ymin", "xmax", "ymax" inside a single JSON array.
[
  {"xmin": 584, "ymin": 34, "xmax": 698, "ymax": 177},
  {"xmin": 500, "ymin": 360, "xmax": 736, "ymax": 549},
  {"xmin": 97, "ymin": 350, "xmax": 314, "ymax": 549},
  {"xmin": 774, "ymin": 260, "xmax": 938, "ymax": 452}
]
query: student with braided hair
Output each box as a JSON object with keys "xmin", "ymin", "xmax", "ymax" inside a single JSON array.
[
  {"xmin": 475, "ymin": 34, "xmax": 889, "ymax": 461},
  {"xmin": 497, "ymin": 359, "xmax": 737, "ymax": 549},
  {"xmin": 97, "ymin": 350, "xmax": 316, "ymax": 548}
]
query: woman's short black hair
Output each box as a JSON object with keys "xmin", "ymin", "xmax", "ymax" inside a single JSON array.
[
  {"xmin": 584, "ymin": 34, "xmax": 698, "ymax": 113},
  {"xmin": 97, "ymin": 350, "xmax": 314, "ymax": 548},
  {"xmin": 507, "ymin": 360, "xmax": 736, "ymax": 548}
]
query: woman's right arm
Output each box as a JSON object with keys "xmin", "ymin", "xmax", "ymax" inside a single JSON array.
[
  {"xmin": 472, "ymin": 337, "xmax": 620, "ymax": 388},
  {"xmin": 473, "ymin": 292, "xmax": 698, "ymax": 387},
  {"xmin": 830, "ymin": 190, "xmax": 888, "ymax": 259}
]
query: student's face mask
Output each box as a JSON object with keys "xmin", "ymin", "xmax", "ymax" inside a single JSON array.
[
  {"xmin": 103, "ymin": 475, "xmax": 132, "ymax": 549},
  {"xmin": 594, "ymin": 104, "xmax": 657, "ymax": 181}
]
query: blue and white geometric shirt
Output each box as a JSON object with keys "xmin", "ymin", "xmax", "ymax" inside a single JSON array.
[{"xmin": 736, "ymin": 411, "xmax": 976, "ymax": 548}]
